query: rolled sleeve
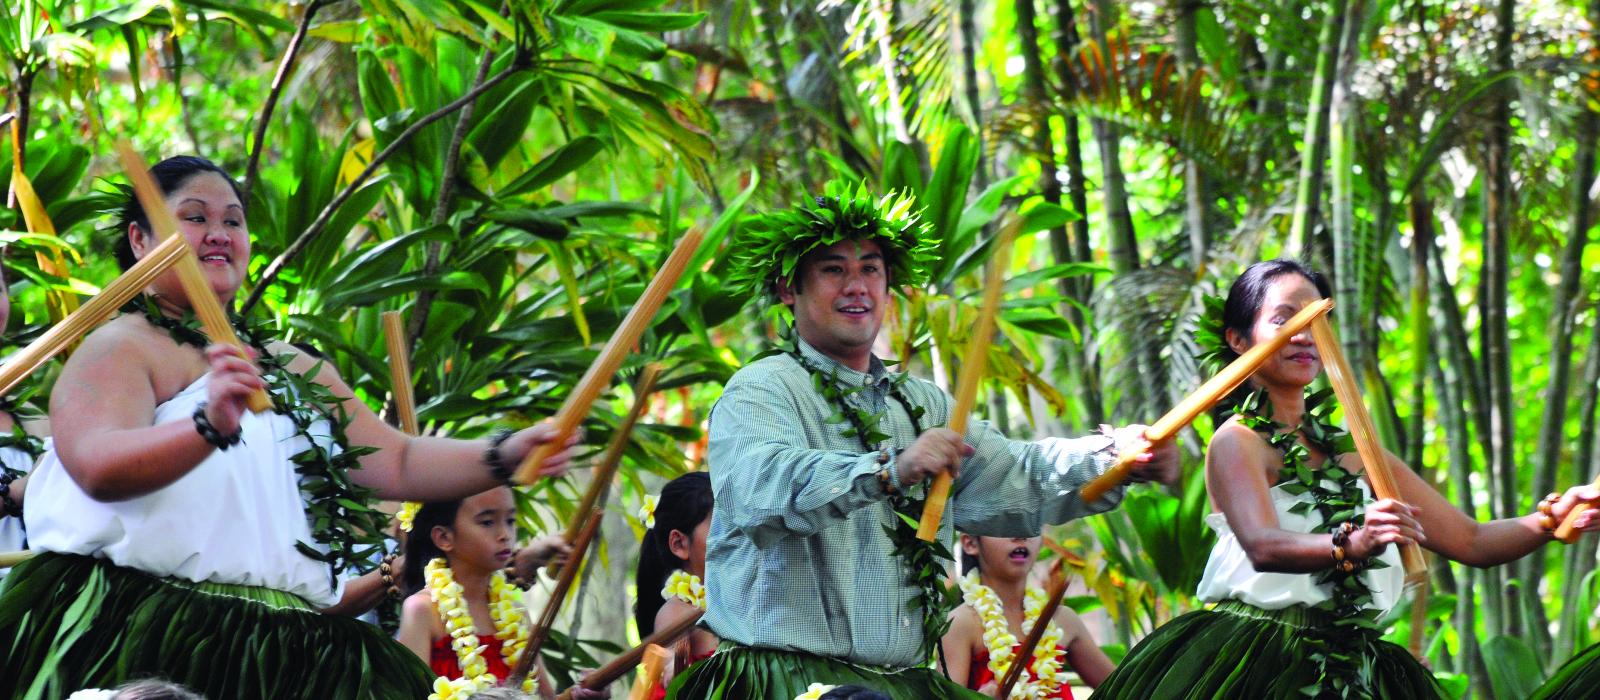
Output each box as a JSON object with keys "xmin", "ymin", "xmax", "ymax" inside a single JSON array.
[{"xmin": 950, "ymin": 418, "xmax": 1122, "ymax": 537}]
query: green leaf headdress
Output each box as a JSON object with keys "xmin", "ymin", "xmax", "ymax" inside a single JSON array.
[
  {"xmin": 727, "ymin": 180, "xmax": 938, "ymax": 304},
  {"xmin": 1193, "ymin": 293, "xmax": 1230, "ymax": 374}
]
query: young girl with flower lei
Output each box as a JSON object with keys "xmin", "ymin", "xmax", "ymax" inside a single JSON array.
[
  {"xmin": 396, "ymin": 486, "xmax": 608, "ymax": 700},
  {"xmin": 635, "ymin": 472, "xmax": 719, "ymax": 697},
  {"xmin": 941, "ymin": 535, "xmax": 1112, "ymax": 699}
]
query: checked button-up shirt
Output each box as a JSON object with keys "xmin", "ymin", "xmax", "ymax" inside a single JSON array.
[{"xmin": 702, "ymin": 339, "xmax": 1125, "ymax": 669}]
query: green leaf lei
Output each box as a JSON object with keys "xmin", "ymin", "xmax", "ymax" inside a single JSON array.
[
  {"xmin": 126, "ymin": 298, "xmax": 390, "ymax": 590},
  {"xmin": 1234, "ymin": 387, "xmax": 1390, "ymax": 699},
  {"xmin": 781, "ymin": 338, "xmax": 961, "ymax": 666}
]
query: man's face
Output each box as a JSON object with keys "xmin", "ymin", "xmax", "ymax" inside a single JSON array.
[{"xmin": 777, "ymin": 238, "xmax": 889, "ymax": 366}]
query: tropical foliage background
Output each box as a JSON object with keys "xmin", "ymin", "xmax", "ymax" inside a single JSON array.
[{"xmin": 1, "ymin": 0, "xmax": 1598, "ymax": 696}]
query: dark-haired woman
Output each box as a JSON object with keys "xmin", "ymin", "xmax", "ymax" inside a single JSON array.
[
  {"xmin": 0, "ymin": 155, "xmax": 582, "ymax": 700},
  {"xmin": 940, "ymin": 534, "xmax": 1111, "ymax": 698},
  {"xmin": 1092, "ymin": 259, "xmax": 1600, "ymax": 699},
  {"xmin": 634, "ymin": 472, "xmax": 718, "ymax": 695}
]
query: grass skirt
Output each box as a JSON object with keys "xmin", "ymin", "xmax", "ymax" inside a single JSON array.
[
  {"xmin": 0, "ymin": 552, "xmax": 431, "ymax": 700},
  {"xmin": 1092, "ymin": 600, "xmax": 1444, "ymax": 699},
  {"xmin": 665, "ymin": 644, "xmax": 986, "ymax": 700},
  {"xmin": 1532, "ymin": 639, "xmax": 1600, "ymax": 699}
]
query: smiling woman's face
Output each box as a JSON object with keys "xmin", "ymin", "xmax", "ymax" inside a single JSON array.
[
  {"xmin": 1227, "ymin": 273, "xmax": 1325, "ymax": 390},
  {"xmin": 129, "ymin": 171, "xmax": 250, "ymax": 307}
]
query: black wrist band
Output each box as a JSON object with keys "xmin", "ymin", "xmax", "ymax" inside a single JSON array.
[
  {"xmin": 193, "ymin": 402, "xmax": 242, "ymax": 450},
  {"xmin": 0, "ymin": 473, "xmax": 19, "ymax": 519},
  {"xmin": 484, "ymin": 428, "xmax": 516, "ymax": 483}
]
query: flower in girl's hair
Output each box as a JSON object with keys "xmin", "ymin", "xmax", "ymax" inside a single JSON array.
[
  {"xmin": 795, "ymin": 683, "xmax": 838, "ymax": 700},
  {"xmin": 397, "ymin": 501, "xmax": 422, "ymax": 532},
  {"xmin": 639, "ymin": 494, "xmax": 659, "ymax": 529}
]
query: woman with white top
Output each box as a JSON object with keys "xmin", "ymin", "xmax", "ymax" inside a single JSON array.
[
  {"xmin": 0, "ymin": 155, "xmax": 581, "ymax": 699},
  {"xmin": 1092, "ymin": 259, "xmax": 1600, "ymax": 699}
]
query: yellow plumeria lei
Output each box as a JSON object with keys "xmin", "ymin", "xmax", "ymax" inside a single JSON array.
[
  {"xmin": 957, "ymin": 571, "xmax": 1066, "ymax": 699},
  {"xmin": 397, "ymin": 501, "xmax": 422, "ymax": 532},
  {"xmin": 425, "ymin": 557, "xmax": 536, "ymax": 699},
  {"xmin": 794, "ymin": 682, "xmax": 838, "ymax": 700},
  {"xmin": 662, "ymin": 569, "xmax": 707, "ymax": 610}
]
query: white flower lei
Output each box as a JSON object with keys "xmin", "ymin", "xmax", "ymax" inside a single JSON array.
[
  {"xmin": 956, "ymin": 571, "xmax": 1066, "ymax": 699},
  {"xmin": 794, "ymin": 682, "xmax": 838, "ymax": 699},
  {"xmin": 425, "ymin": 558, "xmax": 537, "ymax": 699},
  {"xmin": 662, "ymin": 570, "xmax": 707, "ymax": 610}
]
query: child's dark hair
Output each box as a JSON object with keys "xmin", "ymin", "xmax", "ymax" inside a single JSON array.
[
  {"xmin": 112, "ymin": 155, "xmax": 244, "ymax": 272},
  {"xmin": 111, "ymin": 678, "xmax": 206, "ymax": 699},
  {"xmin": 960, "ymin": 536, "xmax": 981, "ymax": 575},
  {"xmin": 819, "ymin": 686, "xmax": 891, "ymax": 700},
  {"xmin": 634, "ymin": 472, "xmax": 713, "ymax": 635},
  {"xmin": 401, "ymin": 498, "xmax": 467, "ymax": 595}
]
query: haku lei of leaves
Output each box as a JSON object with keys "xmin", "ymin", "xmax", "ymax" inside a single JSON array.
[
  {"xmin": 783, "ymin": 340, "xmax": 961, "ymax": 666},
  {"xmin": 127, "ymin": 297, "xmax": 390, "ymax": 589},
  {"xmin": 727, "ymin": 179, "xmax": 939, "ymax": 303},
  {"xmin": 1234, "ymin": 387, "xmax": 1389, "ymax": 700}
]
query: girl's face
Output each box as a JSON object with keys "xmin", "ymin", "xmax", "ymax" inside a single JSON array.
[
  {"xmin": 1227, "ymin": 273, "xmax": 1324, "ymax": 390},
  {"xmin": 433, "ymin": 487, "xmax": 517, "ymax": 574},
  {"xmin": 963, "ymin": 535, "xmax": 1041, "ymax": 581},
  {"xmin": 130, "ymin": 171, "xmax": 250, "ymax": 306},
  {"xmin": 668, "ymin": 515, "xmax": 712, "ymax": 578}
]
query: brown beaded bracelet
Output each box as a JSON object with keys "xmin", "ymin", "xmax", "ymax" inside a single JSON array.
[
  {"xmin": 1331, "ymin": 521, "xmax": 1361, "ymax": 573},
  {"xmin": 1538, "ymin": 492, "xmax": 1562, "ymax": 534},
  {"xmin": 379, "ymin": 554, "xmax": 402, "ymax": 601}
]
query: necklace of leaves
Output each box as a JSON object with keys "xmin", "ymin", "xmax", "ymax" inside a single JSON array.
[
  {"xmin": 125, "ymin": 297, "xmax": 390, "ymax": 591},
  {"xmin": 781, "ymin": 338, "xmax": 962, "ymax": 666},
  {"xmin": 1234, "ymin": 386, "xmax": 1389, "ymax": 700}
]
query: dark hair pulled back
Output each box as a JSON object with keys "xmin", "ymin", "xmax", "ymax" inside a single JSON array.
[
  {"xmin": 400, "ymin": 499, "xmax": 467, "ymax": 596},
  {"xmin": 112, "ymin": 155, "xmax": 244, "ymax": 272},
  {"xmin": 634, "ymin": 472, "xmax": 713, "ymax": 636}
]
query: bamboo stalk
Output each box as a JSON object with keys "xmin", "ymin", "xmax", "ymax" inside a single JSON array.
[
  {"xmin": 382, "ymin": 311, "xmax": 420, "ymax": 435},
  {"xmin": 995, "ymin": 563, "xmax": 1070, "ymax": 699},
  {"xmin": 0, "ymin": 549, "xmax": 35, "ymax": 568},
  {"xmin": 1081, "ymin": 298, "xmax": 1336, "ymax": 502},
  {"xmin": 1409, "ymin": 571, "xmax": 1429, "ymax": 659},
  {"xmin": 114, "ymin": 141, "xmax": 271, "ymax": 413},
  {"xmin": 513, "ymin": 229, "xmax": 704, "ymax": 484},
  {"xmin": 1555, "ymin": 475, "xmax": 1600, "ymax": 543},
  {"xmin": 547, "ymin": 363, "xmax": 663, "ymax": 574},
  {"xmin": 624, "ymin": 644, "xmax": 671, "ymax": 700},
  {"xmin": 0, "ymin": 234, "xmax": 187, "ymax": 397},
  {"xmin": 510, "ymin": 509, "xmax": 605, "ymax": 684},
  {"xmin": 555, "ymin": 610, "xmax": 704, "ymax": 699},
  {"xmin": 916, "ymin": 216, "xmax": 1021, "ymax": 542},
  {"xmin": 1309, "ymin": 315, "xmax": 1428, "ymax": 584}
]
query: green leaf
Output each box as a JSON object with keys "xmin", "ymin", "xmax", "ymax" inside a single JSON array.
[{"xmin": 500, "ymin": 136, "xmax": 607, "ymax": 197}]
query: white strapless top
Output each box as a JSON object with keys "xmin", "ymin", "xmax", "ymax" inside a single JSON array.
[
  {"xmin": 1196, "ymin": 479, "xmax": 1404, "ymax": 613},
  {"xmin": 24, "ymin": 373, "xmax": 346, "ymax": 607}
]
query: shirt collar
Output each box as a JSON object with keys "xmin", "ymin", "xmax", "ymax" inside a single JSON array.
[{"xmin": 795, "ymin": 337, "xmax": 892, "ymax": 389}]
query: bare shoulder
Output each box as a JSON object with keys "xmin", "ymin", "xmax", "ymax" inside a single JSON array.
[
  {"xmin": 400, "ymin": 590, "xmax": 442, "ymax": 632},
  {"xmin": 946, "ymin": 603, "xmax": 983, "ymax": 640},
  {"xmin": 656, "ymin": 597, "xmax": 701, "ymax": 630},
  {"xmin": 1206, "ymin": 417, "xmax": 1277, "ymax": 484}
]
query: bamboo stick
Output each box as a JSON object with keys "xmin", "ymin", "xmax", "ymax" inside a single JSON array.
[
  {"xmin": 1079, "ymin": 298, "xmax": 1336, "ymax": 503},
  {"xmin": 0, "ymin": 549, "xmax": 35, "ymax": 568},
  {"xmin": 554, "ymin": 611, "xmax": 704, "ymax": 699},
  {"xmin": 0, "ymin": 234, "xmax": 187, "ymax": 397},
  {"xmin": 1408, "ymin": 572, "xmax": 1429, "ymax": 659},
  {"xmin": 624, "ymin": 644, "xmax": 671, "ymax": 700},
  {"xmin": 1555, "ymin": 475, "xmax": 1600, "ymax": 543},
  {"xmin": 513, "ymin": 229, "xmax": 704, "ymax": 484},
  {"xmin": 1308, "ymin": 315, "xmax": 1428, "ymax": 584},
  {"xmin": 114, "ymin": 141, "xmax": 271, "ymax": 413},
  {"xmin": 547, "ymin": 363, "xmax": 663, "ymax": 574},
  {"xmin": 509, "ymin": 509, "xmax": 605, "ymax": 685},
  {"xmin": 995, "ymin": 562, "xmax": 1070, "ymax": 699},
  {"xmin": 916, "ymin": 216, "xmax": 1021, "ymax": 542},
  {"xmin": 382, "ymin": 311, "xmax": 420, "ymax": 435}
]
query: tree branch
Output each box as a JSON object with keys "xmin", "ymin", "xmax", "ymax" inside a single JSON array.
[
  {"xmin": 405, "ymin": 48, "xmax": 496, "ymax": 346},
  {"xmin": 242, "ymin": 0, "xmax": 332, "ymax": 204},
  {"xmin": 240, "ymin": 63, "xmax": 520, "ymax": 314}
]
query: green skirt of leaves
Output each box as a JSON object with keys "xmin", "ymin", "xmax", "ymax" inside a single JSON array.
[
  {"xmin": 1092, "ymin": 600, "xmax": 1444, "ymax": 700},
  {"xmin": 1532, "ymin": 639, "xmax": 1600, "ymax": 699},
  {"xmin": 665, "ymin": 644, "xmax": 986, "ymax": 700},
  {"xmin": 0, "ymin": 552, "xmax": 431, "ymax": 700}
]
